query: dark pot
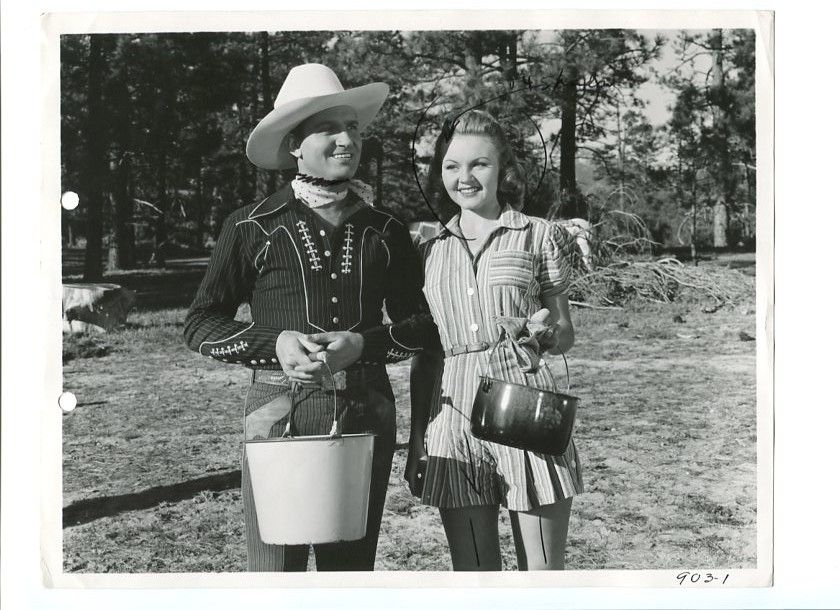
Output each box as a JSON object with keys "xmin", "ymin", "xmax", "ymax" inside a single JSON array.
[{"xmin": 470, "ymin": 376, "xmax": 578, "ymax": 456}]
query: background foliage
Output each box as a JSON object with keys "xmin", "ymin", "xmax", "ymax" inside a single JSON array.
[{"xmin": 60, "ymin": 29, "xmax": 756, "ymax": 279}]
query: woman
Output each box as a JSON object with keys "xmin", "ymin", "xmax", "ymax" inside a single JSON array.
[{"xmin": 405, "ymin": 110, "xmax": 585, "ymax": 571}]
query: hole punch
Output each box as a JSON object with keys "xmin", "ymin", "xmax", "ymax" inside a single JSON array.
[
  {"xmin": 61, "ymin": 191, "xmax": 79, "ymax": 210},
  {"xmin": 58, "ymin": 392, "xmax": 77, "ymax": 413}
]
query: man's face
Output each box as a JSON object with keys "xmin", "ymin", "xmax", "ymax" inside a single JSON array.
[{"xmin": 292, "ymin": 106, "xmax": 362, "ymax": 181}]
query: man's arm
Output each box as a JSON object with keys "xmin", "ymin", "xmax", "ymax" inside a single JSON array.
[
  {"xmin": 184, "ymin": 213, "xmax": 306, "ymax": 369},
  {"xmin": 358, "ymin": 220, "xmax": 441, "ymax": 364}
]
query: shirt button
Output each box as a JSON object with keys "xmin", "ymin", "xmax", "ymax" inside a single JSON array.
[
  {"xmin": 469, "ymin": 323, "xmax": 479, "ymax": 332},
  {"xmin": 331, "ymin": 297, "xmax": 339, "ymax": 303},
  {"xmin": 259, "ymin": 359, "xmax": 266, "ymax": 364},
  {"xmin": 271, "ymin": 358, "xmax": 278, "ymax": 363},
  {"xmin": 324, "ymin": 250, "xmax": 331, "ymax": 257},
  {"xmin": 250, "ymin": 360, "xmax": 258, "ymax": 365},
  {"xmin": 467, "ymin": 287, "xmax": 475, "ymax": 296},
  {"xmin": 331, "ymin": 273, "xmax": 338, "ymax": 280},
  {"xmin": 333, "ymin": 317, "xmax": 340, "ymax": 324},
  {"xmin": 319, "ymin": 229, "xmax": 326, "ymax": 237}
]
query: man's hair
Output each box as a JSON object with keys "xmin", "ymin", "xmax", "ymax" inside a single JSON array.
[{"xmin": 426, "ymin": 109, "xmax": 525, "ymax": 217}]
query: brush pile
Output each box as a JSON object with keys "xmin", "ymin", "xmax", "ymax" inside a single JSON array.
[{"xmin": 560, "ymin": 211, "xmax": 754, "ymax": 308}]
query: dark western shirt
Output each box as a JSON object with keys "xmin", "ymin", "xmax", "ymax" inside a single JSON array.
[{"xmin": 184, "ymin": 184, "xmax": 439, "ymax": 368}]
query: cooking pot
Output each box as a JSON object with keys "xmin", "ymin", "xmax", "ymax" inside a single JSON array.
[{"xmin": 471, "ymin": 353, "xmax": 578, "ymax": 456}]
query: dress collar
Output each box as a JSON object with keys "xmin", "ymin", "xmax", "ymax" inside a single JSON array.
[{"xmin": 435, "ymin": 204, "xmax": 530, "ymax": 239}]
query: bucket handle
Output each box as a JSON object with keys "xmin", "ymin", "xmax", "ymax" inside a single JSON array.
[
  {"xmin": 486, "ymin": 332, "xmax": 571, "ymax": 393},
  {"xmin": 282, "ymin": 355, "xmax": 341, "ymax": 439}
]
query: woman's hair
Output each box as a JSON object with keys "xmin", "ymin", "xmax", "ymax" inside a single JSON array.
[{"xmin": 426, "ymin": 110, "xmax": 525, "ymax": 215}]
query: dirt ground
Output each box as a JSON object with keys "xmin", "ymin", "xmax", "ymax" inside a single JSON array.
[{"xmin": 62, "ymin": 279, "xmax": 757, "ymax": 572}]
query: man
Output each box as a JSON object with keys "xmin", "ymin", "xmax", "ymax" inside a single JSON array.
[{"xmin": 184, "ymin": 63, "xmax": 438, "ymax": 571}]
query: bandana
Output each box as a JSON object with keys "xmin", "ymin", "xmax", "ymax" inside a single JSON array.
[{"xmin": 291, "ymin": 173, "xmax": 375, "ymax": 209}]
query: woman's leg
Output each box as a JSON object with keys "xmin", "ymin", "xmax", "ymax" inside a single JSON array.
[
  {"xmin": 509, "ymin": 498, "xmax": 573, "ymax": 570},
  {"xmin": 438, "ymin": 505, "xmax": 502, "ymax": 571}
]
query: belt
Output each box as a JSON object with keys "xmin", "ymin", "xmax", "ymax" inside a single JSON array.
[
  {"xmin": 252, "ymin": 368, "xmax": 348, "ymax": 391},
  {"xmin": 443, "ymin": 341, "xmax": 492, "ymax": 358}
]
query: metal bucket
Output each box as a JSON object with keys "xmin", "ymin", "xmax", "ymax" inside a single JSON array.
[
  {"xmin": 245, "ymin": 361, "xmax": 375, "ymax": 545},
  {"xmin": 471, "ymin": 353, "xmax": 578, "ymax": 456}
]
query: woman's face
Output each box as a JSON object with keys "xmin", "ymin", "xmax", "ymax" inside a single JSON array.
[
  {"xmin": 292, "ymin": 105, "xmax": 362, "ymax": 180},
  {"xmin": 441, "ymin": 134, "xmax": 502, "ymax": 215}
]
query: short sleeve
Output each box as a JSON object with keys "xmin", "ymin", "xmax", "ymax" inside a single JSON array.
[{"xmin": 537, "ymin": 222, "xmax": 576, "ymax": 297}]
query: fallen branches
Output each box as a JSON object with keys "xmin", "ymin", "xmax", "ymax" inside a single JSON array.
[{"xmin": 567, "ymin": 257, "xmax": 753, "ymax": 309}]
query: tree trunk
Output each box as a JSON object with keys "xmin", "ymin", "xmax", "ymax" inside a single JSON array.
[
  {"xmin": 463, "ymin": 33, "xmax": 484, "ymax": 106},
  {"xmin": 499, "ymin": 32, "xmax": 518, "ymax": 84},
  {"xmin": 82, "ymin": 35, "xmax": 110, "ymax": 281},
  {"xmin": 712, "ymin": 198, "xmax": 728, "ymax": 250},
  {"xmin": 710, "ymin": 29, "xmax": 729, "ymax": 248},
  {"xmin": 256, "ymin": 32, "xmax": 277, "ymax": 195},
  {"xmin": 112, "ymin": 152, "xmax": 136, "ymax": 269},
  {"xmin": 558, "ymin": 64, "xmax": 579, "ymax": 195},
  {"xmin": 152, "ymin": 153, "xmax": 168, "ymax": 268}
]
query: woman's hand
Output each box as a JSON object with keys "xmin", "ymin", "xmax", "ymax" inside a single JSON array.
[
  {"xmin": 533, "ymin": 295, "xmax": 575, "ymax": 355},
  {"xmin": 404, "ymin": 437, "xmax": 428, "ymax": 497}
]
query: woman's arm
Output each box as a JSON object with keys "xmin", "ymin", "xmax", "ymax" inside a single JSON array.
[
  {"xmin": 537, "ymin": 293, "xmax": 575, "ymax": 355},
  {"xmin": 404, "ymin": 348, "xmax": 443, "ymax": 496}
]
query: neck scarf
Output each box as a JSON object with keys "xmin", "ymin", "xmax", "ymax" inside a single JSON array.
[{"xmin": 291, "ymin": 173, "xmax": 375, "ymax": 209}]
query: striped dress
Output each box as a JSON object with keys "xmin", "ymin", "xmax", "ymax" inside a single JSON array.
[{"xmin": 418, "ymin": 206, "xmax": 585, "ymax": 511}]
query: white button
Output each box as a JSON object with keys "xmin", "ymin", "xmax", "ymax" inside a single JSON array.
[
  {"xmin": 271, "ymin": 358, "xmax": 278, "ymax": 363},
  {"xmin": 331, "ymin": 273, "xmax": 338, "ymax": 280},
  {"xmin": 324, "ymin": 250, "xmax": 331, "ymax": 257},
  {"xmin": 467, "ymin": 287, "xmax": 475, "ymax": 296},
  {"xmin": 250, "ymin": 360, "xmax": 258, "ymax": 365},
  {"xmin": 259, "ymin": 359, "xmax": 266, "ymax": 364},
  {"xmin": 470, "ymin": 323, "xmax": 479, "ymax": 332},
  {"xmin": 319, "ymin": 229, "xmax": 326, "ymax": 236},
  {"xmin": 333, "ymin": 317, "xmax": 339, "ymax": 324},
  {"xmin": 331, "ymin": 297, "xmax": 338, "ymax": 303}
]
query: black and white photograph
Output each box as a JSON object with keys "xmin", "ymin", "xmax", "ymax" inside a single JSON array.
[{"xmin": 45, "ymin": 10, "xmax": 771, "ymax": 585}]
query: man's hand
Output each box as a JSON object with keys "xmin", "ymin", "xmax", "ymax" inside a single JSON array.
[
  {"xmin": 304, "ymin": 331, "xmax": 364, "ymax": 373},
  {"xmin": 275, "ymin": 330, "xmax": 325, "ymax": 382}
]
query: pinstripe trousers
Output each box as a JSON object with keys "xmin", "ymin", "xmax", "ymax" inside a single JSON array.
[{"xmin": 241, "ymin": 366, "xmax": 396, "ymax": 571}]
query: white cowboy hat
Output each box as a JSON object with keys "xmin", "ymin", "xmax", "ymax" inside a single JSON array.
[{"xmin": 246, "ymin": 63, "xmax": 389, "ymax": 170}]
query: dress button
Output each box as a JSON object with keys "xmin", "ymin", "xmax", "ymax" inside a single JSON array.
[
  {"xmin": 319, "ymin": 229, "xmax": 326, "ymax": 237},
  {"xmin": 259, "ymin": 359, "xmax": 266, "ymax": 364},
  {"xmin": 332, "ymin": 317, "xmax": 340, "ymax": 324},
  {"xmin": 324, "ymin": 250, "xmax": 331, "ymax": 257},
  {"xmin": 271, "ymin": 358, "xmax": 278, "ymax": 363},
  {"xmin": 467, "ymin": 287, "xmax": 475, "ymax": 296},
  {"xmin": 331, "ymin": 296, "xmax": 338, "ymax": 303},
  {"xmin": 250, "ymin": 360, "xmax": 258, "ymax": 365},
  {"xmin": 469, "ymin": 323, "xmax": 479, "ymax": 332},
  {"xmin": 331, "ymin": 273, "xmax": 338, "ymax": 280}
]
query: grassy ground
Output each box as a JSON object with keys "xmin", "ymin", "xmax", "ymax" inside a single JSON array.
[{"xmin": 62, "ymin": 272, "xmax": 757, "ymax": 573}]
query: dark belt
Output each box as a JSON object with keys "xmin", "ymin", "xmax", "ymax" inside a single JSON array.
[
  {"xmin": 443, "ymin": 341, "xmax": 491, "ymax": 358},
  {"xmin": 252, "ymin": 362, "xmax": 378, "ymax": 390}
]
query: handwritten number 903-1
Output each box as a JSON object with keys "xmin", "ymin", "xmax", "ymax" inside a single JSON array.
[{"xmin": 676, "ymin": 571, "xmax": 730, "ymax": 585}]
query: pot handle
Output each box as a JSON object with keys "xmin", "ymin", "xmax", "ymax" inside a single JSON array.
[
  {"xmin": 282, "ymin": 355, "xmax": 341, "ymax": 439},
  {"xmin": 487, "ymin": 335, "xmax": 572, "ymax": 392}
]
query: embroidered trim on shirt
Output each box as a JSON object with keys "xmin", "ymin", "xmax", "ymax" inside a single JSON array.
[
  {"xmin": 341, "ymin": 223, "xmax": 354, "ymax": 274},
  {"xmin": 209, "ymin": 340, "xmax": 249, "ymax": 358},
  {"xmin": 386, "ymin": 348, "xmax": 414, "ymax": 361},
  {"xmin": 296, "ymin": 220, "xmax": 323, "ymax": 271},
  {"xmin": 254, "ymin": 241, "xmax": 270, "ymax": 273}
]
